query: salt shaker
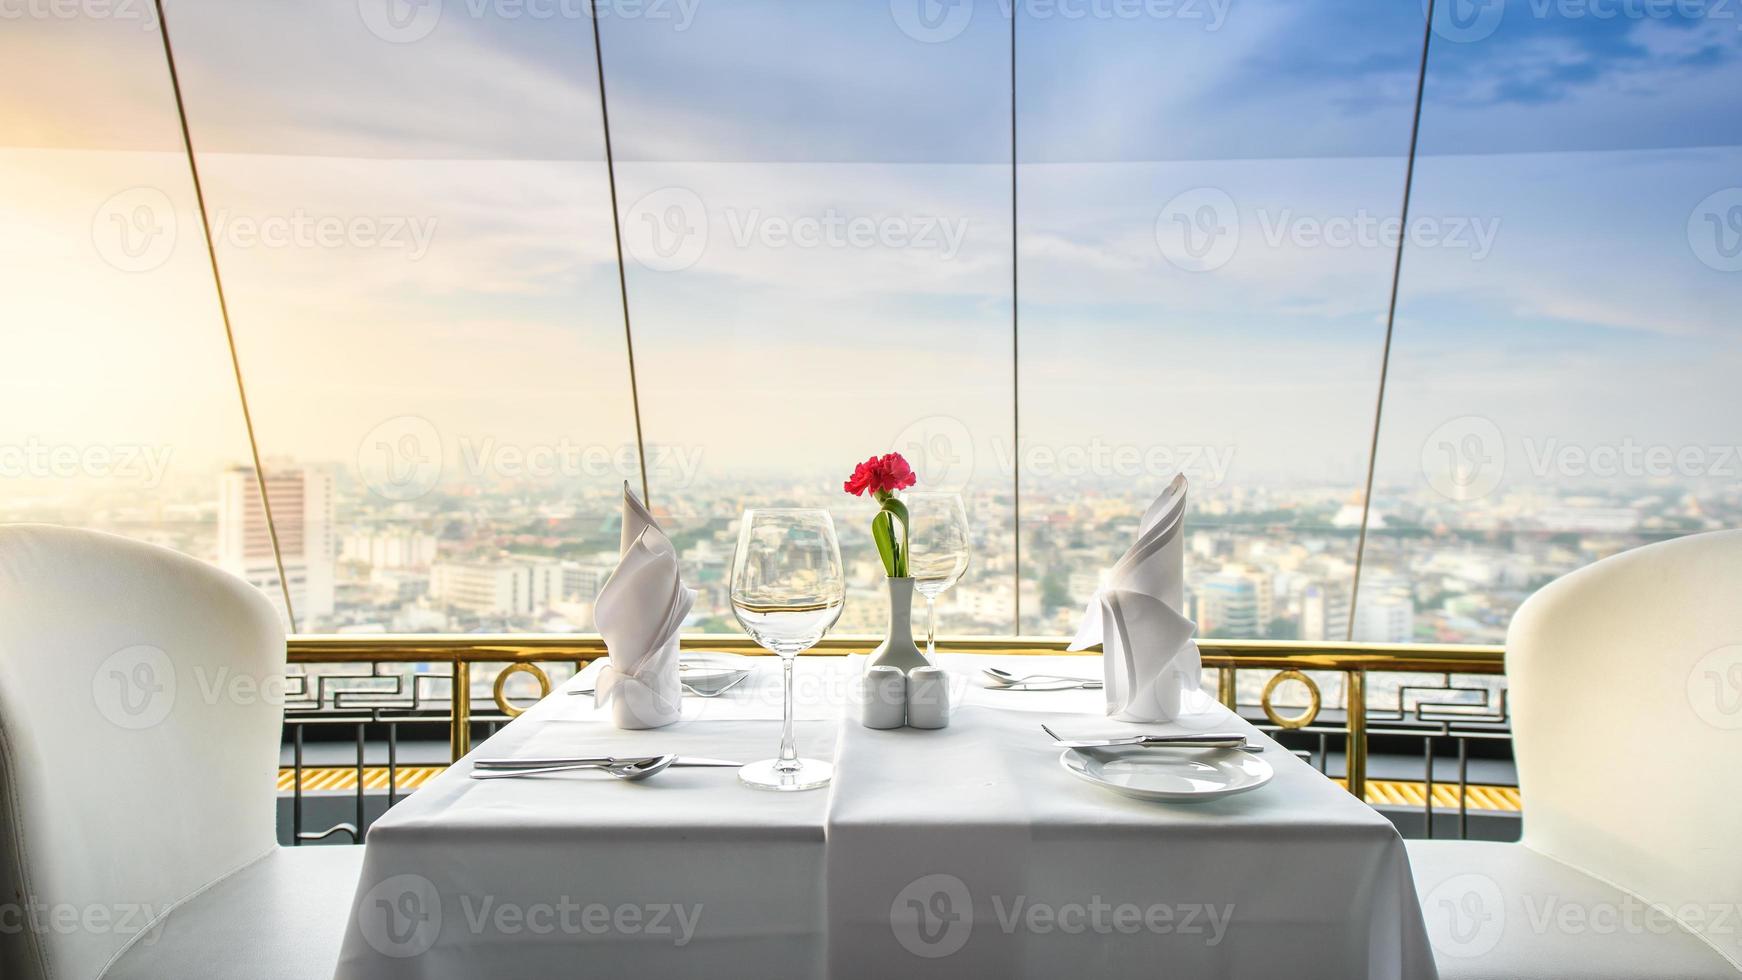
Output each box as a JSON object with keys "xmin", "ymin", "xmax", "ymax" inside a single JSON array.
[
  {"xmin": 856, "ymin": 664, "xmax": 908, "ymax": 729},
  {"xmin": 906, "ymin": 666, "xmax": 951, "ymax": 729}
]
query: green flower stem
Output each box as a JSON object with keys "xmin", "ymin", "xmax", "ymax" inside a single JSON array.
[
  {"xmin": 872, "ymin": 491, "xmax": 911, "ymax": 578},
  {"xmin": 871, "ymin": 511, "xmax": 897, "ymax": 578}
]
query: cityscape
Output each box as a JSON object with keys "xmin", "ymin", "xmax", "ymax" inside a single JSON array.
[{"xmin": 8, "ymin": 455, "xmax": 1733, "ymax": 652}]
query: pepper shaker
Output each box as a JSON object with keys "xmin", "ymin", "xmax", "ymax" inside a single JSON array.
[
  {"xmin": 906, "ymin": 666, "xmax": 951, "ymax": 729},
  {"xmin": 855, "ymin": 664, "xmax": 907, "ymax": 729}
]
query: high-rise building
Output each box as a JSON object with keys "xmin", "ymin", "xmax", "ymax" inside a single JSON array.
[
  {"xmin": 1355, "ymin": 593, "xmax": 1416, "ymax": 643},
  {"xmin": 1300, "ymin": 583, "xmax": 1350, "ymax": 642},
  {"xmin": 1199, "ymin": 572, "xmax": 1260, "ymax": 638},
  {"xmin": 218, "ymin": 464, "xmax": 335, "ymax": 623}
]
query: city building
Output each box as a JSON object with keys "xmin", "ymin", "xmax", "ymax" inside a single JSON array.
[
  {"xmin": 1355, "ymin": 593, "xmax": 1416, "ymax": 644},
  {"xmin": 218, "ymin": 464, "xmax": 334, "ymax": 623},
  {"xmin": 1198, "ymin": 572, "xmax": 1260, "ymax": 638},
  {"xmin": 1300, "ymin": 584, "xmax": 1351, "ymax": 643},
  {"xmin": 339, "ymin": 530, "xmax": 438, "ymax": 570},
  {"xmin": 431, "ymin": 557, "xmax": 565, "ymax": 617},
  {"xmin": 563, "ymin": 553, "xmax": 621, "ymax": 604},
  {"xmin": 951, "ymin": 584, "xmax": 1018, "ymax": 628}
]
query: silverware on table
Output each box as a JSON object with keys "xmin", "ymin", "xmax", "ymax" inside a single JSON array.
[
  {"xmin": 473, "ymin": 756, "xmax": 742, "ymax": 770},
  {"xmin": 983, "ymin": 667, "xmax": 1103, "ymax": 690},
  {"xmin": 1041, "ymin": 723, "xmax": 1263, "ymax": 752},
  {"xmin": 566, "ymin": 672, "xmax": 751, "ymax": 699},
  {"xmin": 470, "ymin": 755, "xmax": 678, "ymax": 781},
  {"xmin": 688, "ymin": 671, "xmax": 753, "ymax": 697}
]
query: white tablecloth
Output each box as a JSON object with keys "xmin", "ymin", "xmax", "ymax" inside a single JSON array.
[{"xmin": 334, "ymin": 655, "xmax": 1436, "ymax": 980}]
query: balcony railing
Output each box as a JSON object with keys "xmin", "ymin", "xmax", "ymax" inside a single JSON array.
[{"xmin": 279, "ymin": 636, "xmax": 1508, "ymax": 844}]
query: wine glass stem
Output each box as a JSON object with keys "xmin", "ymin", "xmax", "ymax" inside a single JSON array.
[
  {"xmin": 777, "ymin": 655, "xmax": 799, "ymax": 772},
  {"xmin": 925, "ymin": 595, "xmax": 938, "ymax": 659}
]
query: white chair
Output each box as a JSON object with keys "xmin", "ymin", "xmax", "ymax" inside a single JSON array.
[
  {"xmin": 0, "ymin": 524, "xmax": 362, "ymax": 980},
  {"xmin": 1409, "ymin": 529, "xmax": 1742, "ymax": 979}
]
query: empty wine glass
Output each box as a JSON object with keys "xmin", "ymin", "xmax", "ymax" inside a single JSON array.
[
  {"xmin": 905, "ymin": 491, "xmax": 971, "ymax": 659},
  {"xmin": 730, "ymin": 508, "xmax": 845, "ymax": 791}
]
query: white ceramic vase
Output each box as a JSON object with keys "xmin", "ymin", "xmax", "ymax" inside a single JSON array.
[{"xmin": 866, "ymin": 576, "xmax": 931, "ymax": 673}]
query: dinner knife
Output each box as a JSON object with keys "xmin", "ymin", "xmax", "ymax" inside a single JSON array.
[
  {"xmin": 1055, "ymin": 737, "xmax": 1250, "ymax": 750},
  {"xmin": 1041, "ymin": 724, "xmax": 1254, "ymax": 750},
  {"xmin": 472, "ymin": 756, "xmax": 742, "ymax": 769}
]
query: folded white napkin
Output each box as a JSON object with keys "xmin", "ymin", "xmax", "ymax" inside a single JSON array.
[
  {"xmin": 593, "ymin": 483, "xmax": 694, "ymax": 729},
  {"xmin": 1068, "ymin": 474, "xmax": 1203, "ymax": 722}
]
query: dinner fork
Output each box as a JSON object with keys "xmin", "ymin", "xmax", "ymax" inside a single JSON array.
[{"xmin": 983, "ymin": 667, "xmax": 1102, "ymax": 690}]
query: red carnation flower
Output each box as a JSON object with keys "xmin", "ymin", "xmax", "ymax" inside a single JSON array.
[
  {"xmin": 843, "ymin": 452, "xmax": 917, "ymax": 497},
  {"xmin": 843, "ymin": 452, "xmax": 917, "ymax": 577}
]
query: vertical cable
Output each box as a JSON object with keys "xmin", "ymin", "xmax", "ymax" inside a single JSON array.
[
  {"xmin": 153, "ymin": 0, "xmax": 298, "ymax": 631},
  {"xmin": 590, "ymin": 1, "xmax": 652, "ymax": 506},
  {"xmin": 1009, "ymin": 5, "xmax": 1023, "ymax": 634},
  {"xmin": 1347, "ymin": 0, "xmax": 1436, "ymax": 642}
]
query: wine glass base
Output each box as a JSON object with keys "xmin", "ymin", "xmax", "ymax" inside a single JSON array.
[{"xmin": 739, "ymin": 758, "xmax": 833, "ymax": 792}]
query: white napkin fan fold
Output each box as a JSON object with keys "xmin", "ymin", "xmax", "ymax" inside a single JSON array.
[
  {"xmin": 593, "ymin": 483, "xmax": 694, "ymax": 729},
  {"xmin": 1068, "ymin": 474, "xmax": 1202, "ymax": 723}
]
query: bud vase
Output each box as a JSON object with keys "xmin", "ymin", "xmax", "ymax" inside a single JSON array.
[{"xmin": 867, "ymin": 576, "xmax": 931, "ymax": 673}]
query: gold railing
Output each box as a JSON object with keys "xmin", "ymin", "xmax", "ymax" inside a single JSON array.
[{"xmin": 286, "ymin": 634, "xmax": 1505, "ymax": 798}]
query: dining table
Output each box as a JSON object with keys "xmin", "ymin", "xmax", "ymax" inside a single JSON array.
[{"xmin": 333, "ymin": 653, "xmax": 1438, "ymax": 979}]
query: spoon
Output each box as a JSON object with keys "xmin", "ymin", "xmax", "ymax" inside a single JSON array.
[
  {"xmin": 469, "ymin": 754, "xmax": 677, "ymax": 781},
  {"xmin": 983, "ymin": 667, "xmax": 1102, "ymax": 689}
]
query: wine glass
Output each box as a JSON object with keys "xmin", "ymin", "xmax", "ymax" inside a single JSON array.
[
  {"xmin": 905, "ymin": 491, "xmax": 971, "ymax": 659},
  {"xmin": 730, "ymin": 508, "xmax": 845, "ymax": 792}
]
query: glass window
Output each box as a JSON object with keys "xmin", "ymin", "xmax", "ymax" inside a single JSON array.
[
  {"xmin": 1360, "ymin": 0, "xmax": 1742, "ymax": 643},
  {"xmin": 9, "ymin": 1, "xmax": 1735, "ymax": 649},
  {"xmin": 162, "ymin": 1, "xmax": 639, "ymax": 632},
  {"xmin": 599, "ymin": 0, "xmax": 1017, "ymax": 634},
  {"xmin": 1016, "ymin": 0, "xmax": 1430, "ymax": 639},
  {"xmin": 0, "ymin": 10, "xmax": 264, "ymax": 611}
]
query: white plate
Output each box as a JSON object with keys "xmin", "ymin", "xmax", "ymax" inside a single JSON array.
[
  {"xmin": 679, "ymin": 651, "xmax": 755, "ymax": 685},
  {"xmin": 1060, "ymin": 745, "xmax": 1273, "ymax": 803}
]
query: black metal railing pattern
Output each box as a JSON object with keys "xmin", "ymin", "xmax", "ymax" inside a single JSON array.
[{"xmin": 279, "ymin": 667, "xmax": 568, "ymax": 844}]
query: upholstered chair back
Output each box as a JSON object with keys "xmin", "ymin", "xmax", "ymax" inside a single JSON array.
[
  {"xmin": 1507, "ymin": 528, "xmax": 1742, "ymax": 962},
  {"xmin": 0, "ymin": 525, "xmax": 286, "ymax": 980}
]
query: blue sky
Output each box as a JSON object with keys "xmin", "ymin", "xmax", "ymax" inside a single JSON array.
[{"xmin": 1, "ymin": 0, "xmax": 1737, "ymax": 505}]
